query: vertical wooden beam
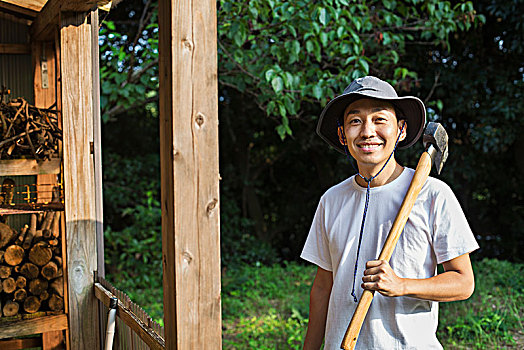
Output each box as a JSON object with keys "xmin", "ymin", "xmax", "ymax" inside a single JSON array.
[
  {"xmin": 33, "ymin": 38, "xmax": 67, "ymax": 348},
  {"xmin": 158, "ymin": 0, "xmax": 222, "ymax": 348},
  {"xmin": 60, "ymin": 11, "xmax": 100, "ymax": 350}
]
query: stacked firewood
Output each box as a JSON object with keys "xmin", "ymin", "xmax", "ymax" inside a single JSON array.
[
  {"xmin": 0, "ymin": 95, "xmax": 62, "ymax": 160},
  {"xmin": 0, "ymin": 212, "xmax": 64, "ymax": 317}
]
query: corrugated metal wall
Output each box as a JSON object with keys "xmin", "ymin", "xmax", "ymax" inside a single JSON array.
[
  {"xmin": 0, "ymin": 15, "xmax": 34, "ymax": 103},
  {"xmin": 0, "ymin": 13, "xmax": 35, "ymax": 231}
]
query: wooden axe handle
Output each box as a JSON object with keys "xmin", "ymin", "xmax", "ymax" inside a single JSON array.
[{"xmin": 340, "ymin": 151, "xmax": 433, "ymax": 350}]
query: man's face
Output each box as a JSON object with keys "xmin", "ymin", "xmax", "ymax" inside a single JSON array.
[{"xmin": 342, "ymin": 98, "xmax": 406, "ymax": 167}]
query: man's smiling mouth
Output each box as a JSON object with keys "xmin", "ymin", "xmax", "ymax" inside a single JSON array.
[{"xmin": 357, "ymin": 143, "xmax": 383, "ymax": 151}]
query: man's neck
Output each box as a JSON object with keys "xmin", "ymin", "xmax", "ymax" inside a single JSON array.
[{"xmin": 355, "ymin": 161, "xmax": 404, "ymax": 188}]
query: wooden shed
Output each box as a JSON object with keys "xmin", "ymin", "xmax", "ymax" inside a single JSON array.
[{"xmin": 0, "ymin": 0, "xmax": 221, "ymax": 349}]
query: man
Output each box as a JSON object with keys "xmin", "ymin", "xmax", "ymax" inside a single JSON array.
[{"xmin": 301, "ymin": 76, "xmax": 478, "ymax": 349}]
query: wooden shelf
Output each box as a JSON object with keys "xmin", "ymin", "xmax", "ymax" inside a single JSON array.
[
  {"xmin": 0, "ymin": 314, "xmax": 68, "ymax": 340},
  {"xmin": 0, "ymin": 158, "xmax": 61, "ymax": 176},
  {"xmin": 0, "ymin": 202, "xmax": 64, "ymax": 214}
]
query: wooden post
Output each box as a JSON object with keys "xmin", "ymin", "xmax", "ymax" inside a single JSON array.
[
  {"xmin": 60, "ymin": 11, "xmax": 100, "ymax": 350},
  {"xmin": 158, "ymin": 0, "xmax": 222, "ymax": 348},
  {"xmin": 33, "ymin": 36, "xmax": 67, "ymax": 348}
]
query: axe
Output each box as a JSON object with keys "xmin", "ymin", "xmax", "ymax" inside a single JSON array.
[{"xmin": 340, "ymin": 122, "xmax": 449, "ymax": 350}]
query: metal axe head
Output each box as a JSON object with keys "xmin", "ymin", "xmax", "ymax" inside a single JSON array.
[{"xmin": 422, "ymin": 122, "xmax": 448, "ymax": 175}]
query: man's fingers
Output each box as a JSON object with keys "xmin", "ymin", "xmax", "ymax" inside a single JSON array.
[{"xmin": 365, "ymin": 260, "xmax": 384, "ymax": 268}]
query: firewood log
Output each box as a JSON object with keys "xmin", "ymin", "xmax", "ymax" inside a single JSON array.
[
  {"xmin": 50, "ymin": 277, "xmax": 63, "ymax": 297},
  {"xmin": 3, "ymin": 300, "xmax": 19, "ymax": 316},
  {"xmin": 15, "ymin": 275, "xmax": 26, "ymax": 289},
  {"xmin": 48, "ymin": 294, "xmax": 64, "ymax": 312},
  {"xmin": 16, "ymin": 225, "xmax": 28, "ymax": 245},
  {"xmin": 2, "ymin": 276, "xmax": 16, "ymax": 293},
  {"xmin": 41, "ymin": 261, "xmax": 58, "ymax": 280},
  {"xmin": 28, "ymin": 241, "xmax": 52, "ymax": 266},
  {"xmin": 28, "ymin": 278, "xmax": 48, "ymax": 296},
  {"xmin": 14, "ymin": 288, "xmax": 27, "ymax": 302},
  {"xmin": 48, "ymin": 239, "xmax": 59, "ymax": 246},
  {"xmin": 39, "ymin": 290, "xmax": 49, "ymax": 301},
  {"xmin": 23, "ymin": 214, "xmax": 37, "ymax": 250},
  {"xmin": 41, "ymin": 211, "xmax": 54, "ymax": 232},
  {"xmin": 23, "ymin": 296, "xmax": 40, "ymax": 313},
  {"xmin": 51, "ymin": 212, "xmax": 60, "ymax": 238},
  {"xmin": 0, "ymin": 222, "xmax": 16, "ymax": 249},
  {"xmin": 20, "ymin": 263, "xmax": 39, "ymax": 280},
  {"xmin": 0, "ymin": 265, "xmax": 12, "ymax": 278},
  {"xmin": 4, "ymin": 245, "xmax": 24, "ymax": 266},
  {"xmin": 0, "ymin": 250, "xmax": 4, "ymax": 263}
]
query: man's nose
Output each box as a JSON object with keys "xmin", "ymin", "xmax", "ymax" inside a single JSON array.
[{"xmin": 360, "ymin": 120, "xmax": 376, "ymax": 138}]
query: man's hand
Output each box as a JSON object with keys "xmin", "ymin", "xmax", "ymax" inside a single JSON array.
[
  {"xmin": 361, "ymin": 254, "xmax": 475, "ymax": 302},
  {"xmin": 361, "ymin": 260, "xmax": 405, "ymax": 297}
]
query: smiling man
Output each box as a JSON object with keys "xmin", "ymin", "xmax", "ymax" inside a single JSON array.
[{"xmin": 301, "ymin": 76, "xmax": 479, "ymax": 349}]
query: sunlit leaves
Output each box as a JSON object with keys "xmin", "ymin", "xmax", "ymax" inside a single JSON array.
[{"xmin": 217, "ymin": 0, "xmax": 481, "ymax": 140}]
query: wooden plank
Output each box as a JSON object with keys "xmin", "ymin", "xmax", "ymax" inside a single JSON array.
[
  {"xmin": 0, "ymin": 0, "xmax": 46, "ymax": 12},
  {"xmin": 60, "ymin": 11, "xmax": 100, "ymax": 350},
  {"xmin": 158, "ymin": 0, "xmax": 222, "ymax": 348},
  {"xmin": 0, "ymin": 1, "xmax": 38, "ymax": 18},
  {"xmin": 94, "ymin": 283, "xmax": 165, "ymax": 350},
  {"xmin": 0, "ymin": 314, "xmax": 68, "ymax": 339},
  {"xmin": 0, "ymin": 337, "xmax": 42, "ymax": 349},
  {"xmin": 30, "ymin": 0, "xmax": 100, "ymax": 40},
  {"xmin": 33, "ymin": 40, "xmax": 56, "ymax": 109},
  {"xmin": 0, "ymin": 43, "xmax": 31, "ymax": 54},
  {"xmin": 42, "ymin": 330, "xmax": 65, "ymax": 349},
  {"xmin": 0, "ymin": 158, "xmax": 61, "ymax": 176}
]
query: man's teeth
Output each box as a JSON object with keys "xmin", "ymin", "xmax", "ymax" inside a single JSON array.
[{"xmin": 359, "ymin": 144, "xmax": 381, "ymax": 150}]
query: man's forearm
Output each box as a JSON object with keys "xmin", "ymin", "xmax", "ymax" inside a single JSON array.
[
  {"xmin": 304, "ymin": 267, "xmax": 333, "ymax": 350},
  {"xmin": 402, "ymin": 270, "xmax": 474, "ymax": 302}
]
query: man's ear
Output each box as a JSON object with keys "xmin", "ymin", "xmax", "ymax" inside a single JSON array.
[
  {"xmin": 337, "ymin": 126, "xmax": 347, "ymax": 145},
  {"xmin": 398, "ymin": 120, "xmax": 407, "ymax": 141}
]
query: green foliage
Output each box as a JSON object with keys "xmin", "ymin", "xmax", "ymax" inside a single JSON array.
[
  {"xmin": 222, "ymin": 262, "xmax": 314, "ymax": 348},
  {"xmin": 438, "ymin": 259, "xmax": 524, "ymax": 348},
  {"xmin": 218, "ymin": 0, "xmax": 482, "ymax": 135},
  {"xmin": 220, "ymin": 191, "xmax": 278, "ymax": 268},
  {"xmin": 99, "ymin": 2, "xmax": 159, "ymax": 121}
]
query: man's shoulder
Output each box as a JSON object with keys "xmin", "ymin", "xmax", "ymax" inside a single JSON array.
[{"xmin": 320, "ymin": 176, "xmax": 355, "ymax": 203}]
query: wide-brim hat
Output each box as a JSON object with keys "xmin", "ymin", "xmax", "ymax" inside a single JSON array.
[{"xmin": 317, "ymin": 76, "xmax": 426, "ymax": 154}]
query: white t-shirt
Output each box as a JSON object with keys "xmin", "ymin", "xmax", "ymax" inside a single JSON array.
[{"xmin": 301, "ymin": 167, "xmax": 479, "ymax": 350}]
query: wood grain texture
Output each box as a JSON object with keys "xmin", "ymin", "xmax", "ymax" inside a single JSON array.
[
  {"xmin": 0, "ymin": 159, "xmax": 60, "ymax": 176},
  {"xmin": 0, "ymin": 314, "xmax": 68, "ymax": 339},
  {"xmin": 341, "ymin": 152, "xmax": 433, "ymax": 350},
  {"xmin": 31, "ymin": 0, "xmax": 99, "ymax": 40},
  {"xmin": 158, "ymin": 0, "xmax": 222, "ymax": 348},
  {"xmin": 94, "ymin": 283, "xmax": 165, "ymax": 350},
  {"xmin": 0, "ymin": 0, "xmax": 46, "ymax": 12},
  {"xmin": 60, "ymin": 12, "xmax": 100, "ymax": 350}
]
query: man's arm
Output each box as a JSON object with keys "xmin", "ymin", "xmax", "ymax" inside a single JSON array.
[
  {"xmin": 303, "ymin": 267, "xmax": 333, "ymax": 350},
  {"xmin": 361, "ymin": 253, "xmax": 475, "ymax": 301}
]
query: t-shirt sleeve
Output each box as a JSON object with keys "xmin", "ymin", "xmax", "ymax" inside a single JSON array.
[
  {"xmin": 431, "ymin": 182, "xmax": 479, "ymax": 264},
  {"xmin": 300, "ymin": 199, "xmax": 333, "ymax": 271}
]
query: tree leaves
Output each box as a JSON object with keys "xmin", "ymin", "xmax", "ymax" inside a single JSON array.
[{"xmin": 217, "ymin": 0, "xmax": 482, "ymax": 140}]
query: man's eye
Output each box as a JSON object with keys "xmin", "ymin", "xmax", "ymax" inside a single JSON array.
[{"xmin": 348, "ymin": 118, "xmax": 361, "ymax": 125}]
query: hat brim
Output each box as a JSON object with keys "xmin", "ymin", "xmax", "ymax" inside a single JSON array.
[{"xmin": 316, "ymin": 92, "xmax": 426, "ymax": 154}]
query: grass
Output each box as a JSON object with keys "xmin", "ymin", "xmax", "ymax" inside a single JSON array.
[{"xmin": 108, "ymin": 258, "xmax": 523, "ymax": 349}]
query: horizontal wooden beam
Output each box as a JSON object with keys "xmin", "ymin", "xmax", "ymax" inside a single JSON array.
[
  {"xmin": 0, "ymin": 314, "xmax": 68, "ymax": 339},
  {"xmin": 30, "ymin": 0, "xmax": 101, "ymax": 40},
  {"xmin": 0, "ymin": 337, "xmax": 42, "ymax": 350},
  {"xmin": 0, "ymin": 43, "xmax": 31, "ymax": 54},
  {"xmin": 94, "ymin": 283, "xmax": 165, "ymax": 350},
  {"xmin": 0, "ymin": 0, "xmax": 46, "ymax": 12},
  {"xmin": 0, "ymin": 158, "xmax": 61, "ymax": 176},
  {"xmin": 0, "ymin": 1, "xmax": 38, "ymax": 18}
]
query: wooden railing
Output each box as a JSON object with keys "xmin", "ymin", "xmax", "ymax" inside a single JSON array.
[{"xmin": 94, "ymin": 277, "xmax": 165, "ymax": 350}]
